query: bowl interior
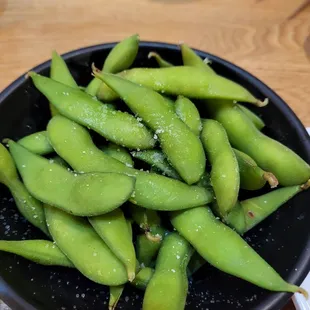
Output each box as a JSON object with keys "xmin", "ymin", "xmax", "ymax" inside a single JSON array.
[{"xmin": 0, "ymin": 42, "xmax": 309, "ymax": 310}]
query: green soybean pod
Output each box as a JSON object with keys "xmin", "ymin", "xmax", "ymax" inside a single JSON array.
[
  {"xmin": 0, "ymin": 240, "xmax": 73, "ymax": 267},
  {"xmin": 136, "ymin": 234, "xmax": 162, "ymax": 267},
  {"xmin": 237, "ymin": 104, "xmax": 265, "ymax": 130},
  {"xmin": 8, "ymin": 140, "xmax": 135, "ymax": 216},
  {"xmin": 205, "ymin": 100, "xmax": 310, "ymax": 186},
  {"xmin": 175, "ymin": 96, "xmax": 202, "ymax": 136},
  {"xmin": 201, "ymin": 119, "xmax": 239, "ymax": 215},
  {"xmin": 50, "ymin": 51, "xmax": 78, "ymax": 116},
  {"xmin": 180, "ymin": 43, "xmax": 214, "ymax": 74},
  {"xmin": 86, "ymin": 34, "xmax": 140, "ymax": 96},
  {"xmin": 132, "ymin": 267, "xmax": 154, "ymax": 290},
  {"xmin": 224, "ymin": 180, "xmax": 310, "ymax": 235},
  {"xmin": 0, "ymin": 143, "xmax": 49, "ymax": 235},
  {"xmin": 94, "ymin": 71, "xmax": 206, "ymax": 185},
  {"xmin": 18, "ymin": 131, "xmax": 54, "ymax": 155},
  {"xmin": 148, "ymin": 52, "xmax": 173, "ymax": 68},
  {"xmin": 101, "ymin": 143, "xmax": 134, "ymax": 167},
  {"xmin": 47, "ymin": 115, "xmax": 213, "ymax": 210},
  {"xmin": 95, "ymin": 67, "xmax": 266, "ymax": 107},
  {"xmin": 45, "ymin": 205, "xmax": 128, "ymax": 286},
  {"xmin": 143, "ymin": 233, "xmax": 193, "ymax": 310},
  {"xmin": 131, "ymin": 150, "xmax": 180, "ymax": 179},
  {"xmin": 109, "ymin": 285, "xmax": 124, "ymax": 310},
  {"xmin": 89, "ymin": 208, "xmax": 137, "ymax": 282},
  {"xmin": 171, "ymin": 206, "xmax": 307, "ymax": 296},
  {"xmin": 29, "ymin": 72, "xmax": 155, "ymax": 150},
  {"xmin": 233, "ymin": 148, "xmax": 278, "ymax": 190}
]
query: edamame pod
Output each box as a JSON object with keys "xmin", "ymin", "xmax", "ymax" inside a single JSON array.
[
  {"xmin": 224, "ymin": 180, "xmax": 310, "ymax": 234},
  {"xmin": 47, "ymin": 116, "xmax": 213, "ymax": 211},
  {"xmin": 101, "ymin": 143, "xmax": 134, "ymax": 167},
  {"xmin": 136, "ymin": 234, "xmax": 161, "ymax": 267},
  {"xmin": 132, "ymin": 267, "xmax": 154, "ymax": 290},
  {"xmin": 45, "ymin": 205, "xmax": 128, "ymax": 286},
  {"xmin": 205, "ymin": 100, "xmax": 310, "ymax": 186},
  {"xmin": 148, "ymin": 52, "xmax": 173, "ymax": 68},
  {"xmin": 89, "ymin": 208, "xmax": 137, "ymax": 282},
  {"xmin": 180, "ymin": 43, "xmax": 214, "ymax": 74},
  {"xmin": 29, "ymin": 72, "xmax": 155, "ymax": 150},
  {"xmin": 234, "ymin": 148, "xmax": 278, "ymax": 190},
  {"xmin": 171, "ymin": 206, "xmax": 307, "ymax": 296},
  {"xmin": 0, "ymin": 240, "xmax": 73, "ymax": 267},
  {"xmin": 95, "ymin": 67, "xmax": 266, "ymax": 107},
  {"xmin": 8, "ymin": 140, "xmax": 135, "ymax": 216},
  {"xmin": 175, "ymin": 96, "xmax": 202, "ymax": 136},
  {"xmin": 237, "ymin": 105, "xmax": 265, "ymax": 130},
  {"xmin": 201, "ymin": 119, "xmax": 239, "ymax": 215},
  {"xmin": 18, "ymin": 131, "xmax": 54, "ymax": 155},
  {"xmin": 50, "ymin": 51, "xmax": 78, "ymax": 116},
  {"xmin": 86, "ymin": 34, "xmax": 139, "ymax": 96},
  {"xmin": 131, "ymin": 150, "xmax": 180, "ymax": 179},
  {"xmin": 0, "ymin": 143, "xmax": 48, "ymax": 235},
  {"xmin": 109, "ymin": 285, "xmax": 124, "ymax": 310},
  {"xmin": 93, "ymin": 71, "xmax": 206, "ymax": 184},
  {"xmin": 143, "ymin": 233, "xmax": 193, "ymax": 310}
]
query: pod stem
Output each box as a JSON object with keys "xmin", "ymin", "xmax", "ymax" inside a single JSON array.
[
  {"xmin": 297, "ymin": 286, "xmax": 309, "ymax": 299},
  {"xmin": 145, "ymin": 231, "xmax": 162, "ymax": 243},
  {"xmin": 91, "ymin": 63, "xmax": 101, "ymax": 76},
  {"xmin": 147, "ymin": 52, "xmax": 158, "ymax": 59},
  {"xmin": 301, "ymin": 179, "xmax": 310, "ymax": 190},
  {"xmin": 263, "ymin": 172, "xmax": 279, "ymax": 188},
  {"xmin": 128, "ymin": 270, "xmax": 136, "ymax": 282},
  {"xmin": 256, "ymin": 98, "xmax": 269, "ymax": 107}
]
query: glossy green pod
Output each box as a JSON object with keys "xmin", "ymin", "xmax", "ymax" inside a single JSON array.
[
  {"xmin": 132, "ymin": 267, "xmax": 154, "ymax": 290},
  {"xmin": 18, "ymin": 131, "xmax": 54, "ymax": 155},
  {"xmin": 171, "ymin": 206, "xmax": 307, "ymax": 296},
  {"xmin": 237, "ymin": 105, "xmax": 265, "ymax": 130},
  {"xmin": 47, "ymin": 116, "xmax": 213, "ymax": 211},
  {"xmin": 0, "ymin": 240, "xmax": 73, "ymax": 267},
  {"xmin": 233, "ymin": 148, "xmax": 278, "ymax": 190},
  {"xmin": 93, "ymin": 71, "xmax": 206, "ymax": 185},
  {"xmin": 45, "ymin": 205, "xmax": 128, "ymax": 285},
  {"xmin": 224, "ymin": 181, "xmax": 310, "ymax": 235},
  {"xmin": 131, "ymin": 150, "xmax": 180, "ymax": 179},
  {"xmin": 8, "ymin": 140, "xmax": 135, "ymax": 216},
  {"xmin": 109, "ymin": 285, "xmax": 124, "ymax": 310},
  {"xmin": 205, "ymin": 100, "xmax": 310, "ymax": 186},
  {"xmin": 89, "ymin": 208, "xmax": 137, "ymax": 282},
  {"xmin": 136, "ymin": 234, "xmax": 162, "ymax": 267},
  {"xmin": 101, "ymin": 143, "xmax": 134, "ymax": 167},
  {"xmin": 95, "ymin": 67, "xmax": 266, "ymax": 107},
  {"xmin": 180, "ymin": 43, "xmax": 214, "ymax": 74},
  {"xmin": 143, "ymin": 233, "xmax": 193, "ymax": 310},
  {"xmin": 86, "ymin": 34, "xmax": 139, "ymax": 96},
  {"xmin": 0, "ymin": 143, "xmax": 48, "ymax": 235},
  {"xmin": 148, "ymin": 52, "xmax": 173, "ymax": 68},
  {"xmin": 29, "ymin": 72, "xmax": 155, "ymax": 150},
  {"xmin": 50, "ymin": 50, "xmax": 78, "ymax": 116},
  {"xmin": 201, "ymin": 119, "xmax": 239, "ymax": 215},
  {"xmin": 175, "ymin": 96, "xmax": 202, "ymax": 136}
]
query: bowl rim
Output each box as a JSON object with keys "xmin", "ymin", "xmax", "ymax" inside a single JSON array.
[{"xmin": 0, "ymin": 41, "xmax": 309, "ymax": 310}]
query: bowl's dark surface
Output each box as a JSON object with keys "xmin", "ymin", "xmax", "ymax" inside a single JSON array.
[{"xmin": 0, "ymin": 42, "xmax": 309, "ymax": 310}]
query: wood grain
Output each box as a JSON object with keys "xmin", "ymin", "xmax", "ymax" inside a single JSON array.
[{"xmin": 0, "ymin": 1, "xmax": 309, "ymax": 309}]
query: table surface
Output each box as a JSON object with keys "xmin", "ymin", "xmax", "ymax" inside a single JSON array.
[{"xmin": 0, "ymin": 0, "xmax": 309, "ymax": 309}]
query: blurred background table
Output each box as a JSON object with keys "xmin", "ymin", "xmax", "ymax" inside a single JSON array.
[{"xmin": 0, "ymin": 0, "xmax": 309, "ymax": 309}]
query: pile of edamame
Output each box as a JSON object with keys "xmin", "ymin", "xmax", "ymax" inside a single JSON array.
[{"xmin": 0, "ymin": 34, "xmax": 309, "ymax": 309}]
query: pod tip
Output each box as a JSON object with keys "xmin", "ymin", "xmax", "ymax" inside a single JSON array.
[
  {"xmin": 148, "ymin": 51, "xmax": 158, "ymax": 59},
  {"xmin": 128, "ymin": 270, "xmax": 136, "ymax": 282},
  {"xmin": 145, "ymin": 231, "xmax": 162, "ymax": 243},
  {"xmin": 297, "ymin": 286, "xmax": 309, "ymax": 299},
  {"xmin": 256, "ymin": 98, "xmax": 269, "ymax": 107},
  {"xmin": 26, "ymin": 71, "xmax": 36, "ymax": 79},
  {"xmin": 301, "ymin": 179, "xmax": 310, "ymax": 190},
  {"xmin": 203, "ymin": 57, "xmax": 212, "ymax": 64},
  {"xmin": 263, "ymin": 172, "xmax": 279, "ymax": 188}
]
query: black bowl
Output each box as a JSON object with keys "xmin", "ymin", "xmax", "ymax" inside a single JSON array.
[{"xmin": 0, "ymin": 42, "xmax": 309, "ymax": 310}]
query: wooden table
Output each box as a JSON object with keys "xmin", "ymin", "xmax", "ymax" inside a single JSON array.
[{"xmin": 0, "ymin": 0, "xmax": 309, "ymax": 309}]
